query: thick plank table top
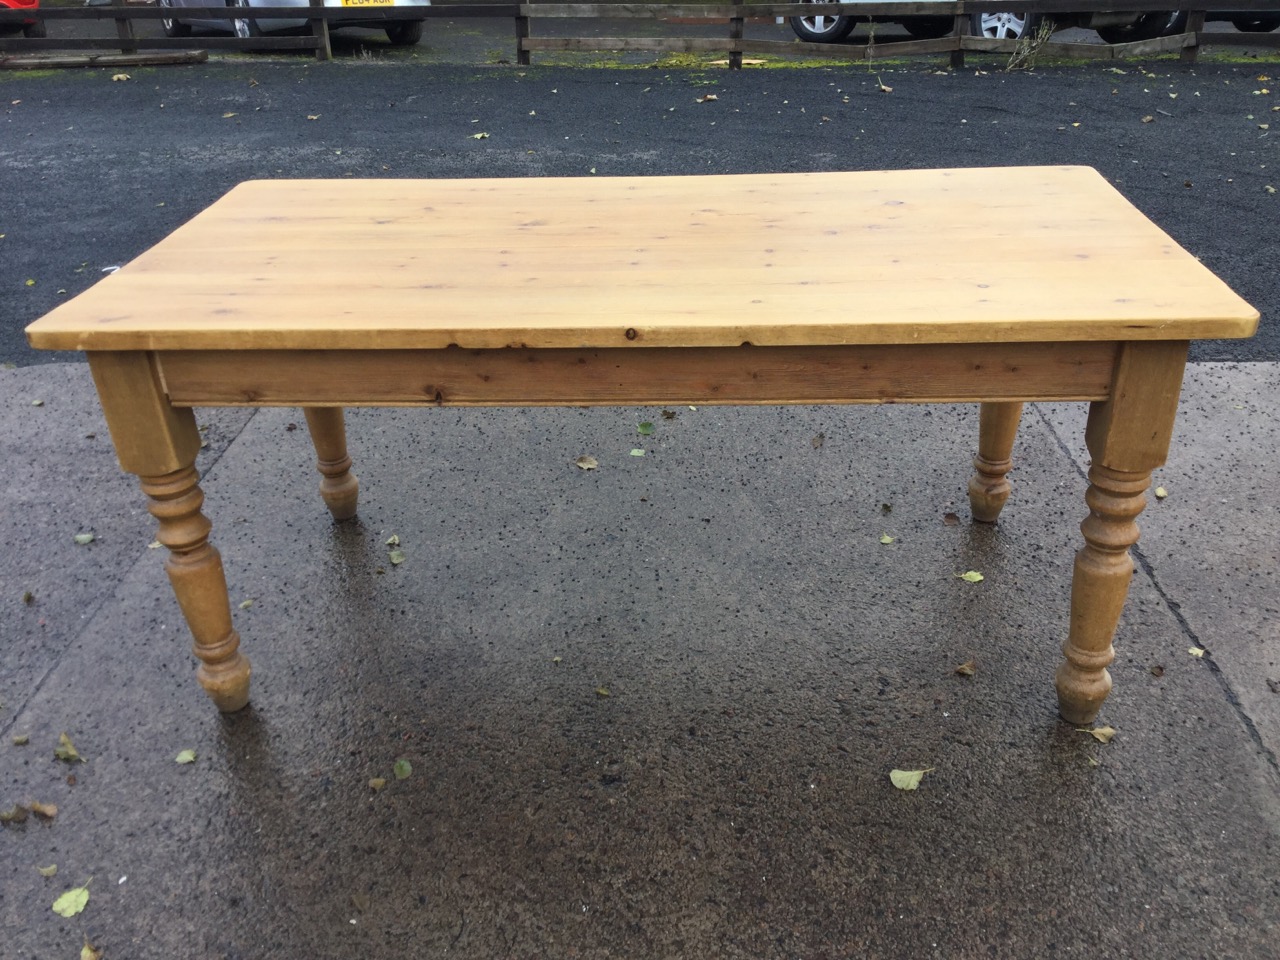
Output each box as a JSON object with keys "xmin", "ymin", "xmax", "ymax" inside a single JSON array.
[
  {"xmin": 23, "ymin": 167, "xmax": 1259, "ymax": 724},
  {"xmin": 25, "ymin": 167, "xmax": 1257, "ymax": 353}
]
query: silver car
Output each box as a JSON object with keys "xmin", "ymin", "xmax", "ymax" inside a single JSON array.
[{"xmin": 159, "ymin": 0, "xmax": 430, "ymax": 46}]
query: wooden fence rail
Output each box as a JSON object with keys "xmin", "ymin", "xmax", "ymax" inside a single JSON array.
[{"xmin": 2, "ymin": 2, "xmax": 1278, "ymax": 68}]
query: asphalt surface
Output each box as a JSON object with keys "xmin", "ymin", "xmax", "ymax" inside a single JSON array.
[{"xmin": 2, "ymin": 18, "xmax": 1279, "ymax": 363}]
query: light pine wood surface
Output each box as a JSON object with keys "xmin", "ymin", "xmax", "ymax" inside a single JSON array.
[{"xmin": 25, "ymin": 167, "xmax": 1257, "ymax": 353}]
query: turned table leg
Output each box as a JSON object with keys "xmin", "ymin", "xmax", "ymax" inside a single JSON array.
[
  {"xmin": 88, "ymin": 352, "xmax": 250, "ymax": 712},
  {"xmin": 303, "ymin": 407, "xmax": 359, "ymax": 521},
  {"xmin": 969, "ymin": 401, "xmax": 1023, "ymax": 522},
  {"xmin": 1055, "ymin": 341, "xmax": 1188, "ymax": 724}
]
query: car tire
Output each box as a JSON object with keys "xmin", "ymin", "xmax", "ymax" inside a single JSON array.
[
  {"xmin": 970, "ymin": 11, "xmax": 1041, "ymax": 41},
  {"xmin": 1096, "ymin": 11, "xmax": 1186, "ymax": 44},
  {"xmin": 1230, "ymin": 17, "xmax": 1280, "ymax": 32},
  {"xmin": 159, "ymin": 0, "xmax": 193, "ymax": 38},
  {"xmin": 21, "ymin": 20, "xmax": 47, "ymax": 38},
  {"xmin": 790, "ymin": 1, "xmax": 856, "ymax": 43},
  {"xmin": 229, "ymin": 0, "xmax": 260, "ymax": 39},
  {"xmin": 901, "ymin": 16, "xmax": 954, "ymax": 40},
  {"xmin": 385, "ymin": 21, "xmax": 422, "ymax": 45}
]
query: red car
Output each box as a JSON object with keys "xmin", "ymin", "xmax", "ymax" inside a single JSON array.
[{"xmin": 0, "ymin": 0, "xmax": 44, "ymax": 38}]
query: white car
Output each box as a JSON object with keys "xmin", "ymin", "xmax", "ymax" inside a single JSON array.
[
  {"xmin": 159, "ymin": 0, "xmax": 430, "ymax": 46},
  {"xmin": 789, "ymin": 1, "xmax": 1280, "ymax": 44}
]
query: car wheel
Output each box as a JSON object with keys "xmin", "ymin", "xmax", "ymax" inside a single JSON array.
[
  {"xmin": 385, "ymin": 21, "xmax": 422, "ymax": 45},
  {"xmin": 1230, "ymin": 17, "xmax": 1280, "ymax": 32},
  {"xmin": 901, "ymin": 16, "xmax": 954, "ymax": 40},
  {"xmin": 229, "ymin": 0, "xmax": 260, "ymax": 39},
  {"xmin": 971, "ymin": 11, "xmax": 1039, "ymax": 40},
  {"xmin": 1096, "ymin": 11, "xmax": 1186, "ymax": 44},
  {"xmin": 159, "ymin": 0, "xmax": 192, "ymax": 38},
  {"xmin": 789, "ymin": 0, "xmax": 856, "ymax": 43},
  {"xmin": 21, "ymin": 20, "xmax": 47, "ymax": 38}
]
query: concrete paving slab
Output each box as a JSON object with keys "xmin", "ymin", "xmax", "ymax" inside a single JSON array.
[
  {"xmin": 0, "ymin": 362, "xmax": 255, "ymax": 719},
  {"xmin": 1039, "ymin": 363, "xmax": 1280, "ymax": 763},
  {"xmin": 2, "ymin": 375, "xmax": 1278, "ymax": 958}
]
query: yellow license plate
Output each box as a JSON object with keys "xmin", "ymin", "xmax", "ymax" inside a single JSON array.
[{"xmin": 341, "ymin": 0, "xmax": 394, "ymax": 6}]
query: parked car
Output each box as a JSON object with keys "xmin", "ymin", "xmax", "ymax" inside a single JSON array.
[
  {"xmin": 789, "ymin": 5, "xmax": 953, "ymax": 41},
  {"xmin": 0, "ymin": 0, "xmax": 44, "ymax": 38},
  {"xmin": 789, "ymin": 2, "xmax": 1280, "ymax": 44},
  {"xmin": 159, "ymin": 0, "xmax": 430, "ymax": 46},
  {"xmin": 969, "ymin": 8, "xmax": 1280, "ymax": 42}
]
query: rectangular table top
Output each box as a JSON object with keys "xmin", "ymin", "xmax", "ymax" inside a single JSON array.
[{"xmin": 25, "ymin": 167, "xmax": 1258, "ymax": 353}]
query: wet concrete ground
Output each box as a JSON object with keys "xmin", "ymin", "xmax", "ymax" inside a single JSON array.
[{"xmin": 2, "ymin": 361, "xmax": 1278, "ymax": 958}]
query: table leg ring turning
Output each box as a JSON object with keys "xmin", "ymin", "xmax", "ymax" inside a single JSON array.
[{"xmin": 141, "ymin": 466, "xmax": 252, "ymax": 712}]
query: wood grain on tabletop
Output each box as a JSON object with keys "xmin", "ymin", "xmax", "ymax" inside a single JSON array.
[{"xmin": 24, "ymin": 167, "xmax": 1260, "ymax": 352}]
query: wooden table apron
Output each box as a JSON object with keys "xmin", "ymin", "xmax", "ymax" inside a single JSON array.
[
  {"xmin": 81, "ymin": 335, "xmax": 1189, "ymax": 725},
  {"xmin": 25, "ymin": 167, "xmax": 1258, "ymax": 724}
]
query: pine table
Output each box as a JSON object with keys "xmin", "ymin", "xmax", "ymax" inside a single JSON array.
[{"xmin": 25, "ymin": 167, "xmax": 1258, "ymax": 723}]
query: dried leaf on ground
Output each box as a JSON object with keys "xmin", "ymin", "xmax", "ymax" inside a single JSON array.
[
  {"xmin": 1189, "ymin": 647, "xmax": 1206, "ymax": 658},
  {"xmin": 54, "ymin": 733, "xmax": 83, "ymax": 763},
  {"xmin": 388, "ymin": 549, "xmax": 406, "ymax": 565},
  {"xmin": 661, "ymin": 410, "xmax": 677, "ymax": 420},
  {"xmin": 73, "ymin": 533, "xmax": 94, "ymax": 545},
  {"xmin": 879, "ymin": 534, "xmax": 895, "ymax": 545},
  {"xmin": 52, "ymin": 882, "xmax": 90, "ymax": 918},
  {"xmin": 110, "ymin": 73, "xmax": 130, "ymax": 81},
  {"xmin": 368, "ymin": 777, "xmax": 387, "ymax": 792},
  {"xmin": 595, "ymin": 687, "xmax": 611, "ymax": 697},
  {"xmin": 82, "ymin": 940, "xmax": 103, "ymax": 960},
  {"xmin": 954, "ymin": 660, "xmax": 976, "ymax": 677},
  {"xmin": 696, "ymin": 94, "xmax": 718, "ymax": 103},
  {"xmin": 629, "ymin": 449, "xmax": 645, "ymax": 457},
  {"xmin": 37, "ymin": 864, "xmax": 58, "ymax": 877},
  {"xmin": 30, "ymin": 801, "xmax": 57, "ymax": 819},
  {"xmin": 175, "ymin": 749, "xmax": 197, "ymax": 764},
  {"xmin": 889, "ymin": 768, "xmax": 933, "ymax": 790},
  {"xmin": 238, "ymin": 599, "xmax": 254, "ymax": 610},
  {"xmin": 1, "ymin": 804, "xmax": 29, "ymax": 823},
  {"xmin": 385, "ymin": 534, "xmax": 400, "ymax": 546},
  {"xmin": 1154, "ymin": 486, "xmax": 1168, "ymax": 499},
  {"xmin": 1078, "ymin": 725, "xmax": 1116, "ymax": 743},
  {"xmin": 942, "ymin": 512, "xmax": 960, "ymax": 525},
  {"xmin": 811, "ymin": 433, "xmax": 825, "ymax": 448},
  {"xmin": 12, "ymin": 734, "xmax": 29, "ymax": 746},
  {"xmin": 574, "ymin": 456, "xmax": 598, "ymax": 470},
  {"xmin": 470, "ymin": 132, "xmax": 490, "ymax": 140},
  {"xmin": 957, "ymin": 571, "xmax": 984, "ymax": 583}
]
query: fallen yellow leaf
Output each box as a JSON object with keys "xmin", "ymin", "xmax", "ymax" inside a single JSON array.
[
  {"xmin": 889, "ymin": 768, "xmax": 933, "ymax": 790},
  {"xmin": 1077, "ymin": 725, "xmax": 1116, "ymax": 744}
]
